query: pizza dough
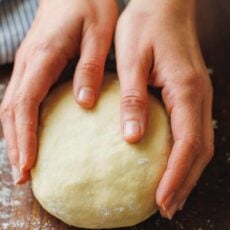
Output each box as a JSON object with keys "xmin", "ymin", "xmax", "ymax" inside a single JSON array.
[{"xmin": 31, "ymin": 73, "xmax": 171, "ymax": 229}]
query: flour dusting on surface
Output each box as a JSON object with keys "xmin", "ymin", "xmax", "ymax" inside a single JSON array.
[
  {"xmin": 212, "ymin": 119, "xmax": 218, "ymax": 129},
  {"xmin": 0, "ymin": 138, "xmax": 56, "ymax": 229},
  {"xmin": 207, "ymin": 67, "xmax": 214, "ymax": 75},
  {"xmin": 0, "ymin": 139, "xmax": 12, "ymax": 210}
]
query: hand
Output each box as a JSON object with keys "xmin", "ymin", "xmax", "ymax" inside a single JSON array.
[
  {"xmin": 115, "ymin": 0, "xmax": 214, "ymax": 218},
  {"xmin": 0, "ymin": 0, "xmax": 118, "ymax": 184}
]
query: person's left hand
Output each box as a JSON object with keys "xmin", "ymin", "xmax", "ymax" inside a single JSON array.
[{"xmin": 115, "ymin": 0, "xmax": 214, "ymax": 219}]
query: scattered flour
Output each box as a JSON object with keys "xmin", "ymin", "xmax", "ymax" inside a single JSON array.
[
  {"xmin": 137, "ymin": 157, "xmax": 150, "ymax": 165},
  {"xmin": 98, "ymin": 206, "xmax": 126, "ymax": 217},
  {"xmin": 225, "ymin": 152, "xmax": 230, "ymax": 163},
  {"xmin": 0, "ymin": 137, "xmax": 57, "ymax": 229},
  {"xmin": 212, "ymin": 120, "xmax": 218, "ymax": 129},
  {"xmin": 207, "ymin": 68, "xmax": 214, "ymax": 75},
  {"xmin": 1, "ymin": 217, "xmax": 56, "ymax": 230},
  {"xmin": 99, "ymin": 207, "xmax": 112, "ymax": 217},
  {"xmin": 114, "ymin": 207, "xmax": 125, "ymax": 213}
]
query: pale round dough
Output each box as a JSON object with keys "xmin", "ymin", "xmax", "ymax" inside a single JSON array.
[{"xmin": 31, "ymin": 73, "xmax": 171, "ymax": 229}]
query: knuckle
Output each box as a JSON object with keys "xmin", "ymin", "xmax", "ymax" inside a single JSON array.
[
  {"xmin": 169, "ymin": 68, "xmax": 202, "ymax": 89},
  {"xmin": 187, "ymin": 76, "xmax": 203, "ymax": 99},
  {"xmin": 78, "ymin": 58, "xmax": 104, "ymax": 76},
  {"xmin": 180, "ymin": 70, "xmax": 202, "ymax": 90},
  {"xmin": 7, "ymin": 144, "xmax": 18, "ymax": 154},
  {"xmin": 0, "ymin": 103, "xmax": 13, "ymax": 121},
  {"xmin": 184, "ymin": 69, "xmax": 199, "ymax": 81},
  {"xmin": 121, "ymin": 89, "xmax": 147, "ymax": 110},
  {"xmin": 14, "ymin": 95, "xmax": 39, "ymax": 111},
  {"xmin": 182, "ymin": 135, "xmax": 202, "ymax": 156},
  {"xmin": 33, "ymin": 39, "xmax": 56, "ymax": 54},
  {"xmin": 28, "ymin": 38, "xmax": 66, "ymax": 60},
  {"xmin": 166, "ymin": 74, "xmax": 203, "ymax": 105}
]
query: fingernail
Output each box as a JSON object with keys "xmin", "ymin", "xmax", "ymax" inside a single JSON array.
[
  {"xmin": 166, "ymin": 202, "xmax": 178, "ymax": 220},
  {"xmin": 12, "ymin": 166, "xmax": 20, "ymax": 185},
  {"xmin": 77, "ymin": 87, "xmax": 95, "ymax": 107},
  {"xmin": 178, "ymin": 198, "xmax": 186, "ymax": 210},
  {"xmin": 19, "ymin": 152, "xmax": 26, "ymax": 172},
  {"xmin": 124, "ymin": 120, "xmax": 141, "ymax": 139},
  {"xmin": 161, "ymin": 192, "xmax": 175, "ymax": 211}
]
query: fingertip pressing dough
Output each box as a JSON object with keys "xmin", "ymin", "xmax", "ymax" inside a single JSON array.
[{"xmin": 31, "ymin": 73, "xmax": 171, "ymax": 229}]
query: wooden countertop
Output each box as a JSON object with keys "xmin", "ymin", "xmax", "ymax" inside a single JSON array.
[{"xmin": 0, "ymin": 0, "xmax": 229, "ymax": 229}]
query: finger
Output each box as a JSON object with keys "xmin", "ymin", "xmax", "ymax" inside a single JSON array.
[
  {"xmin": 156, "ymin": 76, "xmax": 202, "ymax": 219},
  {"xmin": 15, "ymin": 97, "xmax": 38, "ymax": 173},
  {"xmin": 170, "ymin": 81, "xmax": 214, "ymax": 211},
  {"xmin": 169, "ymin": 150, "xmax": 213, "ymax": 213},
  {"xmin": 115, "ymin": 19, "xmax": 153, "ymax": 142},
  {"xmin": 17, "ymin": 170, "xmax": 30, "ymax": 185},
  {"xmin": 74, "ymin": 19, "xmax": 116, "ymax": 109},
  {"xmin": 14, "ymin": 49, "xmax": 67, "ymax": 184},
  {"xmin": 119, "ymin": 68, "xmax": 149, "ymax": 143},
  {"xmin": 0, "ymin": 50, "xmax": 26, "ymax": 182},
  {"xmin": 0, "ymin": 109, "xmax": 18, "ymax": 166}
]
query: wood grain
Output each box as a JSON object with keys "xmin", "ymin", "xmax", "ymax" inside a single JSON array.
[{"xmin": 0, "ymin": 0, "xmax": 230, "ymax": 229}]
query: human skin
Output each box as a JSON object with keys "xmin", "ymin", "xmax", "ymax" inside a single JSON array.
[
  {"xmin": 115, "ymin": 0, "xmax": 214, "ymax": 218},
  {"xmin": 0, "ymin": 0, "xmax": 118, "ymax": 185},
  {"xmin": 0, "ymin": 0, "xmax": 214, "ymax": 219}
]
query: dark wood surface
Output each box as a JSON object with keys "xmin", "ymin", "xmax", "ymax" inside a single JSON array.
[{"xmin": 0, "ymin": 0, "xmax": 229, "ymax": 229}]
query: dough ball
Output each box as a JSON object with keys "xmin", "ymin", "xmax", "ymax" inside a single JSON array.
[{"xmin": 31, "ymin": 73, "xmax": 171, "ymax": 229}]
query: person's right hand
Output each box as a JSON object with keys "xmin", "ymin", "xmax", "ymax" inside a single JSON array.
[
  {"xmin": 115, "ymin": 0, "xmax": 214, "ymax": 219},
  {"xmin": 0, "ymin": 0, "xmax": 118, "ymax": 184}
]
